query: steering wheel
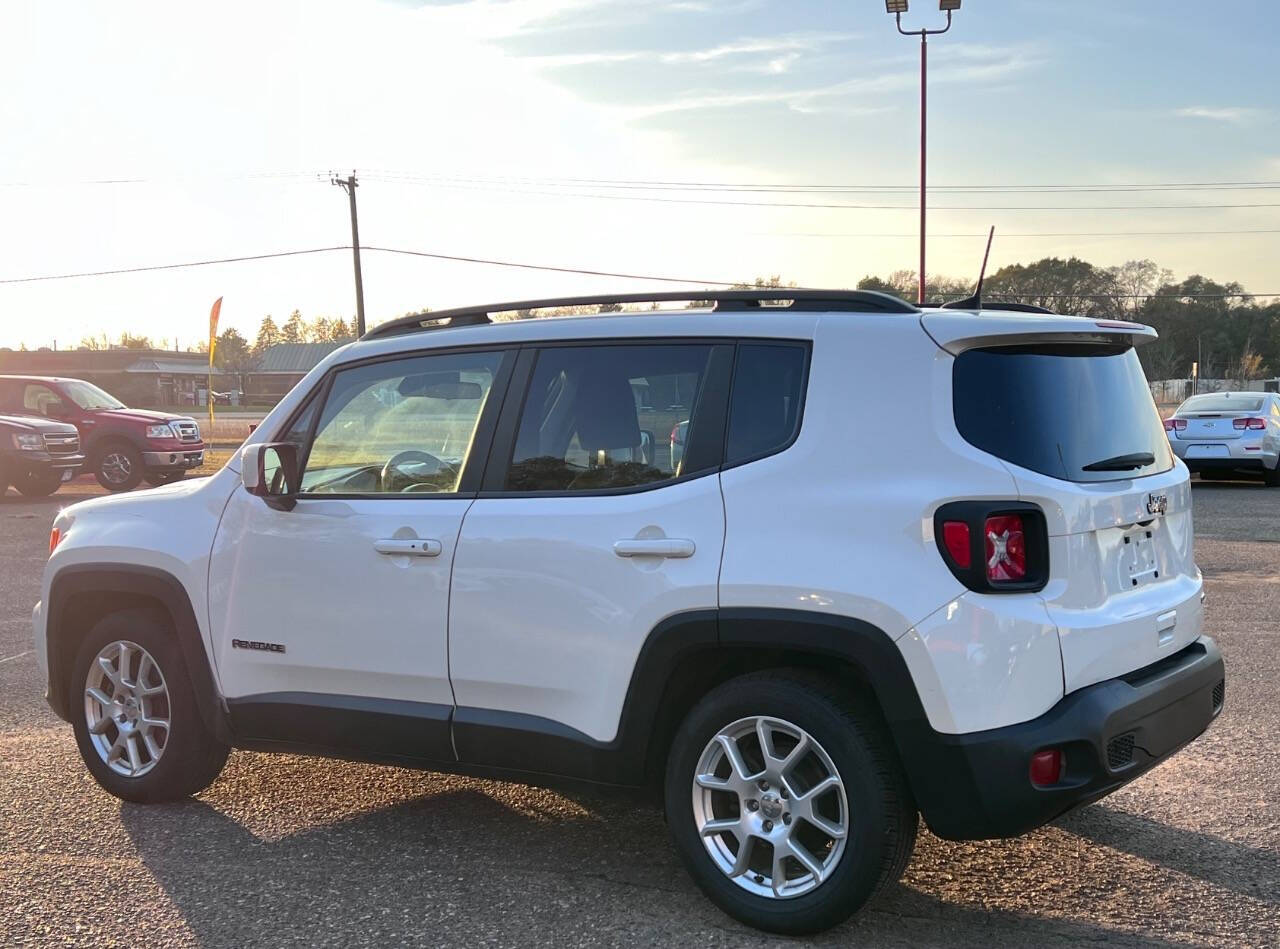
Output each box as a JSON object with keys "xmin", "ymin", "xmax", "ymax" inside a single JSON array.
[{"xmin": 381, "ymin": 450, "xmax": 445, "ymax": 492}]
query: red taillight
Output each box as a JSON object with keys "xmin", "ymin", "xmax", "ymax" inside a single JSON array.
[
  {"xmin": 1233, "ymin": 417, "xmax": 1266, "ymax": 430},
  {"xmin": 1029, "ymin": 748, "xmax": 1064, "ymax": 787},
  {"xmin": 49, "ymin": 527, "xmax": 62, "ymax": 556},
  {"xmin": 985, "ymin": 515, "xmax": 1026, "ymax": 582},
  {"xmin": 941, "ymin": 521, "xmax": 971, "ymax": 568},
  {"xmin": 670, "ymin": 424, "xmax": 681, "ymax": 442},
  {"xmin": 1163, "ymin": 418, "xmax": 1186, "ymax": 432}
]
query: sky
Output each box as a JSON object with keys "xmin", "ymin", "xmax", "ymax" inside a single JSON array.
[{"xmin": 1, "ymin": 0, "xmax": 1278, "ymax": 350}]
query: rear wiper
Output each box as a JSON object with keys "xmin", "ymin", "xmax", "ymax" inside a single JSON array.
[{"xmin": 1081, "ymin": 451, "xmax": 1156, "ymax": 472}]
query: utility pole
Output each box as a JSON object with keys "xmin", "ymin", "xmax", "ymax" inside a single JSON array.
[{"xmin": 331, "ymin": 171, "xmax": 367, "ymax": 336}]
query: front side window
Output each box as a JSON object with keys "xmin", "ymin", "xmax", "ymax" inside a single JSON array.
[
  {"xmin": 59, "ymin": 380, "xmax": 124, "ymax": 410},
  {"xmin": 300, "ymin": 350, "xmax": 503, "ymax": 495},
  {"xmin": 505, "ymin": 344, "xmax": 717, "ymax": 492}
]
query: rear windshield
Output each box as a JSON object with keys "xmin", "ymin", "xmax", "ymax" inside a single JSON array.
[
  {"xmin": 953, "ymin": 345, "xmax": 1173, "ymax": 483},
  {"xmin": 1177, "ymin": 394, "xmax": 1265, "ymax": 414}
]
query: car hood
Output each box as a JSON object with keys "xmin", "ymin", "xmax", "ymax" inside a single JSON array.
[
  {"xmin": 0, "ymin": 414, "xmax": 78, "ymax": 435},
  {"xmin": 89, "ymin": 408, "xmax": 193, "ymax": 424}
]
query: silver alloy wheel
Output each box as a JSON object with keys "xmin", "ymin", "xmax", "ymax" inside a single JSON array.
[
  {"xmin": 692, "ymin": 716, "xmax": 848, "ymax": 899},
  {"xmin": 83, "ymin": 640, "xmax": 171, "ymax": 777},
  {"xmin": 101, "ymin": 452, "xmax": 133, "ymax": 485}
]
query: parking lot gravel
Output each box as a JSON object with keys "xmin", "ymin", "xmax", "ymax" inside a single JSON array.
[{"xmin": 1, "ymin": 478, "xmax": 1277, "ymax": 947}]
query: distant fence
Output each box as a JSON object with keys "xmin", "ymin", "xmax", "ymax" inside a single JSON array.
[{"xmin": 1150, "ymin": 378, "xmax": 1280, "ymax": 404}]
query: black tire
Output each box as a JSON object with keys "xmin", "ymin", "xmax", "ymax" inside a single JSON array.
[
  {"xmin": 665, "ymin": 670, "xmax": 917, "ymax": 935},
  {"xmin": 69, "ymin": 607, "xmax": 229, "ymax": 803},
  {"xmin": 1265, "ymin": 460, "xmax": 1280, "ymax": 487},
  {"xmin": 14, "ymin": 469, "xmax": 64, "ymax": 497},
  {"xmin": 144, "ymin": 471, "xmax": 185, "ymax": 487},
  {"xmin": 93, "ymin": 441, "xmax": 144, "ymax": 492}
]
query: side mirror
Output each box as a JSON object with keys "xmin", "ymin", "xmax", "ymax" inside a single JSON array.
[{"xmin": 241, "ymin": 442, "xmax": 300, "ymax": 511}]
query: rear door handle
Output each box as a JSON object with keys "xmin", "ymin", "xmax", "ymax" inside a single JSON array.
[
  {"xmin": 374, "ymin": 538, "xmax": 442, "ymax": 557},
  {"xmin": 613, "ymin": 538, "xmax": 696, "ymax": 559}
]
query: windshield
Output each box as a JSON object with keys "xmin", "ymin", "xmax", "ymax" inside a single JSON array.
[
  {"xmin": 1177, "ymin": 394, "xmax": 1265, "ymax": 414},
  {"xmin": 953, "ymin": 344, "xmax": 1173, "ymax": 483},
  {"xmin": 61, "ymin": 380, "xmax": 125, "ymax": 410}
]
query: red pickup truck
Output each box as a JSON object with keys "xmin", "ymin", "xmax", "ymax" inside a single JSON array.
[{"xmin": 0, "ymin": 375, "xmax": 205, "ymax": 492}]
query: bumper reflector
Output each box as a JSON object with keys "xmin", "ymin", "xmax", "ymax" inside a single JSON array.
[{"xmin": 1029, "ymin": 748, "xmax": 1064, "ymax": 787}]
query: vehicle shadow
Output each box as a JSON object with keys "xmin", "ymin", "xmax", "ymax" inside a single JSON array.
[
  {"xmin": 1058, "ymin": 806, "xmax": 1280, "ymax": 906},
  {"xmin": 118, "ymin": 763, "xmax": 1189, "ymax": 948}
]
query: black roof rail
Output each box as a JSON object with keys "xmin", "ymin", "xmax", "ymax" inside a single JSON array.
[{"xmin": 362, "ymin": 289, "xmax": 919, "ymax": 340}]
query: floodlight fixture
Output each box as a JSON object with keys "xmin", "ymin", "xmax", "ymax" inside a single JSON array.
[
  {"xmin": 939, "ymin": 0, "xmax": 962, "ymax": 11},
  {"xmin": 885, "ymin": 1, "xmax": 909, "ymax": 14}
]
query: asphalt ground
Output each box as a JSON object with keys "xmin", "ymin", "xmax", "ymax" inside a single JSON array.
[{"xmin": 1, "ymin": 476, "xmax": 1277, "ymax": 947}]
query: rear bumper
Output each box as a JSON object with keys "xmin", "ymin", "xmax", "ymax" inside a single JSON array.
[
  {"xmin": 1171, "ymin": 439, "xmax": 1277, "ymax": 472},
  {"xmin": 903, "ymin": 636, "xmax": 1224, "ymax": 840},
  {"xmin": 142, "ymin": 449, "xmax": 204, "ymax": 470}
]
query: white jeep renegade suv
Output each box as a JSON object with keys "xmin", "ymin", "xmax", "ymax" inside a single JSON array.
[{"xmin": 32, "ymin": 289, "xmax": 1224, "ymax": 935}]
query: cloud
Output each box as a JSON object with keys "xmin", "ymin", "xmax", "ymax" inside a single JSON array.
[
  {"xmin": 1175, "ymin": 106, "xmax": 1268, "ymax": 125},
  {"xmin": 619, "ymin": 42, "xmax": 1042, "ymax": 119}
]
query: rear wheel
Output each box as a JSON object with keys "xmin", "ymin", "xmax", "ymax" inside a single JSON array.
[
  {"xmin": 1264, "ymin": 459, "xmax": 1280, "ymax": 487},
  {"xmin": 14, "ymin": 469, "xmax": 64, "ymax": 497},
  {"xmin": 665, "ymin": 671, "xmax": 917, "ymax": 935},
  {"xmin": 144, "ymin": 471, "xmax": 185, "ymax": 487},
  {"xmin": 69, "ymin": 608, "xmax": 229, "ymax": 802},
  {"xmin": 93, "ymin": 442, "xmax": 143, "ymax": 491}
]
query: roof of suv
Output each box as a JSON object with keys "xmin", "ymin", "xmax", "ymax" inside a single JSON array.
[{"xmin": 363, "ymin": 289, "xmax": 920, "ymax": 340}]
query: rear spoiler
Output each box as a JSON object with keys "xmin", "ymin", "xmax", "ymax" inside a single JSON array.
[{"xmin": 920, "ymin": 311, "xmax": 1158, "ymax": 356}]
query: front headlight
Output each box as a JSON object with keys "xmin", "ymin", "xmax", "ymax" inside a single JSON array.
[
  {"xmin": 146, "ymin": 424, "xmax": 177, "ymax": 439},
  {"xmin": 12, "ymin": 433, "xmax": 43, "ymax": 450}
]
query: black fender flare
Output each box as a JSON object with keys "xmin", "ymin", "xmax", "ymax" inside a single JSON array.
[
  {"xmin": 453, "ymin": 607, "xmax": 951, "ymax": 818},
  {"xmin": 45, "ymin": 564, "xmax": 229, "ymax": 741}
]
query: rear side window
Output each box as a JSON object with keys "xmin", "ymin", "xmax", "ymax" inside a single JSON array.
[
  {"xmin": 726, "ymin": 344, "xmax": 808, "ymax": 465},
  {"xmin": 953, "ymin": 345, "xmax": 1173, "ymax": 483},
  {"xmin": 505, "ymin": 343, "xmax": 722, "ymax": 492}
]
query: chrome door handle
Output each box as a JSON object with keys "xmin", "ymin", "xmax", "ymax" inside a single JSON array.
[
  {"xmin": 613, "ymin": 538, "xmax": 695, "ymax": 559},
  {"xmin": 374, "ymin": 538, "xmax": 442, "ymax": 557}
]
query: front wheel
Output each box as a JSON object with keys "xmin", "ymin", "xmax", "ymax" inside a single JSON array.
[
  {"xmin": 14, "ymin": 469, "xmax": 64, "ymax": 497},
  {"xmin": 93, "ymin": 442, "xmax": 144, "ymax": 491},
  {"xmin": 144, "ymin": 471, "xmax": 185, "ymax": 487},
  {"xmin": 69, "ymin": 607, "xmax": 229, "ymax": 802},
  {"xmin": 665, "ymin": 671, "xmax": 917, "ymax": 935}
]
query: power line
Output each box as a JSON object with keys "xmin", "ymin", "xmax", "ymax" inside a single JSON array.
[
  {"xmin": 0, "ymin": 247, "xmax": 349, "ymax": 284},
  {"xmin": 760, "ymin": 229, "xmax": 1280, "ymax": 238},
  {"xmin": 359, "ymin": 176, "xmax": 1280, "ymax": 211},
  {"xmin": 365, "ymin": 170, "xmax": 1280, "ymax": 194},
  {"xmin": 362, "ymin": 246, "xmax": 741, "ymax": 285},
  {"xmin": 0, "ymin": 245, "xmax": 741, "ymax": 288},
  {"xmin": 2, "ymin": 244, "xmax": 1277, "ymax": 299}
]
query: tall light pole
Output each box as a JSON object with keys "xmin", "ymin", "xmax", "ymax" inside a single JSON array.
[{"xmin": 886, "ymin": 0, "xmax": 960, "ymax": 305}]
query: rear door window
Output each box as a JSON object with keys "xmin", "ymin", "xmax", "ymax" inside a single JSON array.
[
  {"xmin": 953, "ymin": 345, "xmax": 1173, "ymax": 483},
  {"xmin": 725, "ymin": 343, "xmax": 808, "ymax": 465}
]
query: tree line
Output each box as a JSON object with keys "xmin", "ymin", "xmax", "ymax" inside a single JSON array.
[{"xmin": 856, "ymin": 257, "xmax": 1279, "ymax": 384}]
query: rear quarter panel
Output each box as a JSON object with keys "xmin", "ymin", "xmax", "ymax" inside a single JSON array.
[{"xmin": 718, "ymin": 315, "xmax": 1068, "ymax": 732}]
